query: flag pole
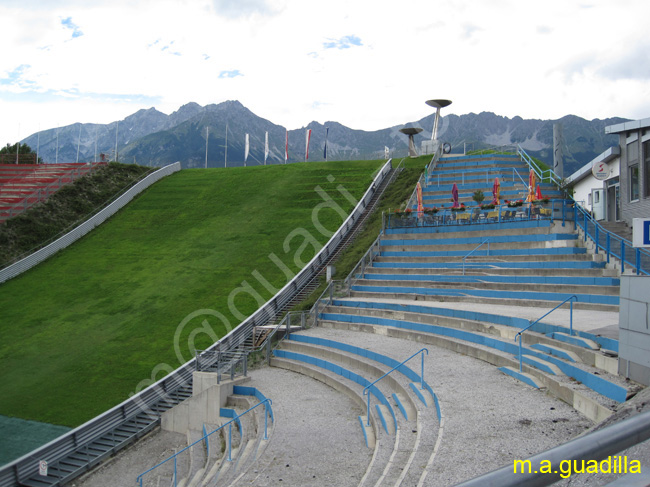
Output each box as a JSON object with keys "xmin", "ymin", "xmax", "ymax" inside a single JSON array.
[{"xmin": 205, "ymin": 126, "xmax": 209, "ymax": 169}]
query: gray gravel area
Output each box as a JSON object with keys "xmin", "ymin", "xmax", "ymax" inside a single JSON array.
[{"xmin": 233, "ymin": 366, "xmax": 372, "ymax": 486}]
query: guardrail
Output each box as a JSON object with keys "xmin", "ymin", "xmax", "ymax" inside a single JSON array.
[
  {"xmin": 136, "ymin": 398, "xmax": 273, "ymax": 487},
  {"xmin": 362, "ymin": 348, "xmax": 428, "ymax": 426},
  {"xmin": 514, "ymin": 296, "xmax": 578, "ymax": 372},
  {"xmin": 0, "ymin": 159, "xmax": 394, "ymax": 487},
  {"xmin": 0, "ymin": 162, "xmax": 181, "ymax": 284},
  {"xmin": 517, "ymin": 144, "xmax": 563, "ymax": 188},
  {"xmin": 427, "ymin": 167, "xmax": 528, "ymax": 187},
  {"xmin": 388, "ymin": 199, "xmax": 571, "ymax": 229},
  {"xmin": 573, "ymin": 203, "xmax": 650, "ymax": 276}
]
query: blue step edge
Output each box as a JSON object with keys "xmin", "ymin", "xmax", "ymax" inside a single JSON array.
[
  {"xmin": 358, "ymin": 416, "xmax": 370, "ymax": 448},
  {"xmin": 546, "ymin": 332, "xmax": 599, "ymax": 350},
  {"xmin": 409, "ymin": 383, "xmax": 428, "ymax": 407},
  {"xmin": 530, "ymin": 343, "xmax": 577, "ymax": 362},
  {"xmin": 499, "ymin": 366, "xmax": 541, "ymax": 389},
  {"xmin": 376, "ymin": 404, "xmax": 389, "ymax": 434},
  {"xmin": 392, "ymin": 393, "xmax": 408, "ymax": 421}
]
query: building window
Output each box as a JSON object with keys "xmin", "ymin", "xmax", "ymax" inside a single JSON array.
[
  {"xmin": 628, "ymin": 140, "xmax": 639, "ymax": 163},
  {"xmin": 630, "ymin": 164, "xmax": 640, "ymax": 201},
  {"xmin": 644, "ymin": 141, "xmax": 650, "ymax": 198}
]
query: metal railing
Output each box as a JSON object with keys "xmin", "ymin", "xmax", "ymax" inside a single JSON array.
[
  {"xmin": 427, "ymin": 167, "xmax": 528, "ymax": 187},
  {"xmin": 462, "ymin": 238, "xmax": 490, "ymax": 275},
  {"xmin": 573, "ymin": 203, "xmax": 650, "ymax": 276},
  {"xmin": 362, "ymin": 348, "xmax": 428, "ymax": 426},
  {"xmin": 136, "ymin": 398, "xmax": 273, "ymax": 487},
  {"xmin": 514, "ymin": 296, "xmax": 578, "ymax": 372},
  {"xmin": 388, "ymin": 199, "xmax": 570, "ymax": 229},
  {"xmin": 0, "ymin": 162, "xmax": 180, "ymax": 284},
  {"xmin": 0, "ymin": 161, "xmax": 393, "ymax": 487},
  {"xmin": 517, "ymin": 144, "xmax": 563, "ymax": 188}
]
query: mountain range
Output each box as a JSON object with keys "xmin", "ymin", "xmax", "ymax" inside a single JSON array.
[{"xmin": 20, "ymin": 100, "xmax": 627, "ymax": 176}]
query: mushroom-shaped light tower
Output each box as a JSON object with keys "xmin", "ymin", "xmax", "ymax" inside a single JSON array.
[
  {"xmin": 399, "ymin": 127, "xmax": 424, "ymax": 158},
  {"xmin": 426, "ymin": 99, "xmax": 452, "ymax": 141}
]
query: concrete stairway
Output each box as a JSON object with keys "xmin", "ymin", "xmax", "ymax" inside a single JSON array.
[
  {"xmin": 359, "ymin": 219, "xmax": 620, "ymax": 311},
  {"xmin": 316, "ymin": 301, "xmax": 636, "ymax": 423},
  {"xmin": 270, "ymin": 332, "xmax": 442, "ymax": 486},
  {"xmin": 419, "ymin": 154, "xmax": 564, "ymax": 210}
]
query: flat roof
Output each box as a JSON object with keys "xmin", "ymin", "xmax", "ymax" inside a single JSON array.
[
  {"xmin": 605, "ymin": 117, "xmax": 650, "ymax": 134},
  {"xmin": 565, "ymin": 145, "xmax": 620, "ymax": 184}
]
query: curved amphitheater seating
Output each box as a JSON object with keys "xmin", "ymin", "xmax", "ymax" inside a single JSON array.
[
  {"xmin": 0, "ymin": 163, "xmax": 104, "ymax": 222},
  {"xmin": 271, "ymin": 334, "xmax": 442, "ymax": 486},
  {"xmin": 139, "ymin": 386, "xmax": 273, "ymax": 487}
]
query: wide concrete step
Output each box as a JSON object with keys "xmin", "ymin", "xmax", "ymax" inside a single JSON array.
[
  {"xmin": 352, "ymin": 277, "xmax": 620, "ymax": 297},
  {"xmin": 317, "ymin": 318, "xmax": 621, "ymax": 423},
  {"xmin": 317, "ymin": 311, "xmax": 631, "ymax": 403},
  {"xmin": 322, "ymin": 301, "xmax": 618, "ymax": 372},
  {"xmin": 383, "ymin": 222, "xmax": 560, "ymax": 240},
  {"xmin": 376, "ymin": 250, "xmax": 595, "ymax": 262},
  {"xmin": 366, "ymin": 265, "xmax": 614, "ymax": 277},
  {"xmin": 349, "ymin": 289, "xmax": 619, "ymax": 312}
]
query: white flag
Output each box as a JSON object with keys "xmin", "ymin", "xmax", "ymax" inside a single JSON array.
[
  {"xmin": 264, "ymin": 131, "xmax": 269, "ymax": 165},
  {"xmin": 285, "ymin": 130, "xmax": 288, "ymax": 163},
  {"xmin": 244, "ymin": 133, "xmax": 249, "ymax": 165},
  {"xmin": 384, "ymin": 146, "xmax": 390, "ymax": 160}
]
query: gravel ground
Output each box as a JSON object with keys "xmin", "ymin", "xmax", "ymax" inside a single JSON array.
[{"xmin": 232, "ymin": 366, "xmax": 372, "ymax": 486}]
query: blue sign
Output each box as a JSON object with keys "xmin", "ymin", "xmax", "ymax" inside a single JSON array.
[{"xmin": 633, "ymin": 219, "xmax": 650, "ymax": 248}]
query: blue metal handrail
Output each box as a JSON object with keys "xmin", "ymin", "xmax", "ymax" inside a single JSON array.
[
  {"xmin": 362, "ymin": 348, "xmax": 428, "ymax": 426},
  {"xmin": 463, "ymin": 238, "xmax": 490, "ymax": 275},
  {"xmin": 514, "ymin": 296, "xmax": 578, "ymax": 372},
  {"xmin": 136, "ymin": 398, "xmax": 272, "ymax": 487},
  {"xmin": 573, "ymin": 202, "xmax": 650, "ymax": 276}
]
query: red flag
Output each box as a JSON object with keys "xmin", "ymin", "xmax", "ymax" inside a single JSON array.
[{"xmin": 305, "ymin": 129, "xmax": 312, "ymax": 161}]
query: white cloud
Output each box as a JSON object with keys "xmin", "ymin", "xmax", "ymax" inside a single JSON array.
[{"xmin": 1, "ymin": 0, "xmax": 650, "ymax": 144}]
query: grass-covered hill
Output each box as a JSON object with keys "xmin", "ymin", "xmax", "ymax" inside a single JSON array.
[{"xmin": 0, "ymin": 159, "xmax": 390, "ymax": 427}]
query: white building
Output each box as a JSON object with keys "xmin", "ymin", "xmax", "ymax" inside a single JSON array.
[{"xmin": 565, "ymin": 146, "xmax": 620, "ymax": 221}]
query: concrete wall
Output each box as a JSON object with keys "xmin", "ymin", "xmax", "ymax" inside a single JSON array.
[
  {"xmin": 161, "ymin": 373, "xmax": 250, "ymax": 434},
  {"xmin": 618, "ymin": 276, "xmax": 650, "ymax": 386}
]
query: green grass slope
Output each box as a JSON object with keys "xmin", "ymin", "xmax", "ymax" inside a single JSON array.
[{"xmin": 0, "ymin": 160, "xmax": 383, "ymax": 427}]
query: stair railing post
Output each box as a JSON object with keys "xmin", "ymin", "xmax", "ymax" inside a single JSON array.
[
  {"xmin": 595, "ymin": 224, "xmax": 599, "ymax": 254},
  {"xmin": 606, "ymin": 233, "xmax": 611, "ymax": 264},
  {"xmin": 636, "ymin": 248, "xmax": 641, "ymax": 275},
  {"xmin": 174, "ymin": 456, "xmax": 177, "ymax": 487},
  {"xmin": 228, "ymin": 422, "xmax": 232, "ymax": 461},
  {"xmin": 264, "ymin": 401, "xmax": 269, "ymax": 439},
  {"xmin": 621, "ymin": 240, "xmax": 626, "ymax": 274},
  {"xmin": 570, "ymin": 299, "xmax": 574, "ymax": 336}
]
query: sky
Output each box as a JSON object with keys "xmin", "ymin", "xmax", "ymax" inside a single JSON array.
[{"xmin": 1, "ymin": 0, "xmax": 650, "ymax": 144}]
